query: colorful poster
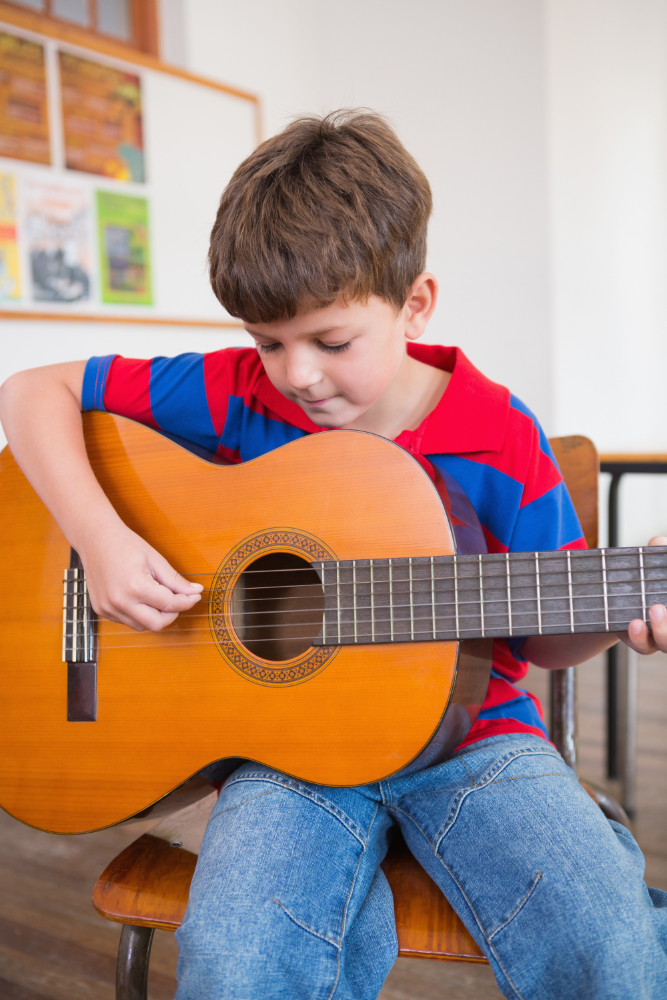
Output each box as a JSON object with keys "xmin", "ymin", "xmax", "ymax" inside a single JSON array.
[
  {"xmin": 59, "ymin": 51, "xmax": 144, "ymax": 182},
  {"xmin": 25, "ymin": 181, "xmax": 92, "ymax": 303},
  {"xmin": 0, "ymin": 31, "xmax": 50, "ymax": 165},
  {"xmin": 0, "ymin": 172, "xmax": 20, "ymax": 300},
  {"xmin": 97, "ymin": 190, "xmax": 151, "ymax": 304}
]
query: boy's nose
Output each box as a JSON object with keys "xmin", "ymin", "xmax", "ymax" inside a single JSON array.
[{"xmin": 285, "ymin": 354, "xmax": 322, "ymax": 391}]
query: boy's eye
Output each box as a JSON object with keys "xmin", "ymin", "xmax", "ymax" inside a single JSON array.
[
  {"xmin": 318, "ymin": 341, "xmax": 351, "ymax": 354},
  {"xmin": 257, "ymin": 342, "xmax": 280, "ymax": 354}
]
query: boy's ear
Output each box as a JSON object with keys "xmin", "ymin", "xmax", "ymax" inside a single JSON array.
[{"xmin": 404, "ymin": 273, "xmax": 438, "ymax": 341}]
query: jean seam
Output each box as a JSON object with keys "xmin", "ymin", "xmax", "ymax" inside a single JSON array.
[
  {"xmin": 433, "ymin": 752, "xmax": 568, "ymax": 849},
  {"xmin": 459, "ymin": 757, "xmax": 475, "ymax": 788},
  {"xmin": 224, "ymin": 773, "xmax": 367, "ymax": 846},
  {"xmin": 474, "ymin": 746, "xmax": 563, "ymax": 787},
  {"xmin": 430, "ymin": 852, "xmax": 529, "ymax": 1000},
  {"xmin": 488, "ymin": 871, "xmax": 543, "ymax": 941},
  {"xmin": 490, "ymin": 773, "xmax": 576, "ymax": 785},
  {"xmin": 272, "ymin": 899, "xmax": 340, "ymax": 949},
  {"xmin": 390, "ymin": 806, "xmax": 436, "ymax": 850},
  {"xmin": 327, "ymin": 803, "xmax": 378, "ymax": 1000},
  {"xmin": 209, "ymin": 789, "xmax": 279, "ymax": 818}
]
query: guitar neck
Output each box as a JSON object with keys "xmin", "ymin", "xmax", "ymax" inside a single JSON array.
[{"xmin": 315, "ymin": 546, "xmax": 667, "ymax": 645}]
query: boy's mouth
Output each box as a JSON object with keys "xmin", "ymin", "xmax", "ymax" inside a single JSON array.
[{"xmin": 299, "ymin": 396, "xmax": 336, "ymax": 408}]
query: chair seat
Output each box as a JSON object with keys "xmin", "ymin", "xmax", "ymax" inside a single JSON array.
[{"xmin": 93, "ymin": 830, "xmax": 487, "ymax": 962}]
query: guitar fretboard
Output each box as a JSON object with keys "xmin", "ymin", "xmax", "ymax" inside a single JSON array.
[{"xmin": 314, "ymin": 546, "xmax": 667, "ymax": 645}]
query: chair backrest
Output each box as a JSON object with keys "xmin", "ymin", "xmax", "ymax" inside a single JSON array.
[
  {"xmin": 546, "ymin": 435, "xmax": 599, "ymax": 772},
  {"xmin": 549, "ymin": 436, "xmax": 599, "ymax": 548}
]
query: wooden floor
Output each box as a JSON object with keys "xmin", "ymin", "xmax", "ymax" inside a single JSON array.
[{"xmin": 1, "ymin": 651, "xmax": 665, "ymax": 1000}]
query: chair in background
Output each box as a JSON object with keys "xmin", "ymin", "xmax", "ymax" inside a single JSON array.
[{"xmin": 93, "ymin": 434, "xmax": 627, "ymax": 999}]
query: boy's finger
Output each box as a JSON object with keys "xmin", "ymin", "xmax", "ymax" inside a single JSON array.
[
  {"xmin": 648, "ymin": 604, "xmax": 667, "ymax": 653},
  {"xmin": 648, "ymin": 535, "xmax": 667, "ymax": 546},
  {"xmin": 619, "ymin": 619, "xmax": 655, "ymax": 655},
  {"xmin": 151, "ymin": 554, "xmax": 204, "ymax": 594},
  {"xmin": 143, "ymin": 579, "xmax": 202, "ymax": 615}
]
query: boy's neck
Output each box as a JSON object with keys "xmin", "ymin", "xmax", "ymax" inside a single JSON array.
[{"xmin": 343, "ymin": 351, "xmax": 451, "ymax": 441}]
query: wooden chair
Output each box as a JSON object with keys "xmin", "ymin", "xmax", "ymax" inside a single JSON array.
[{"xmin": 92, "ymin": 435, "xmax": 627, "ymax": 1000}]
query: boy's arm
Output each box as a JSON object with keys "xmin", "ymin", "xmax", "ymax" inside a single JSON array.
[
  {"xmin": 0, "ymin": 363, "xmax": 202, "ymax": 632},
  {"xmin": 522, "ymin": 534, "xmax": 667, "ymax": 668}
]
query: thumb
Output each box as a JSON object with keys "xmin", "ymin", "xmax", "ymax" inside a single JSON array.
[
  {"xmin": 648, "ymin": 536, "xmax": 667, "ymax": 547},
  {"xmin": 149, "ymin": 551, "xmax": 204, "ymax": 595}
]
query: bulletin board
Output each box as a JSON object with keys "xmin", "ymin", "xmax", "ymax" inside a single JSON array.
[{"xmin": 0, "ymin": 17, "xmax": 260, "ymax": 327}]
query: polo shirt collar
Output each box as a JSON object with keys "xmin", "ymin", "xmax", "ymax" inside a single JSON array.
[
  {"xmin": 406, "ymin": 344, "xmax": 510, "ymax": 454},
  {"xmin": 252, "ymin": 342, "xmax": 510, "ymax": 453}
]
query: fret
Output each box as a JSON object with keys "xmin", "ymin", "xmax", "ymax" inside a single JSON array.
[
  {"xmin": 408, "ymin": 558, "xmax": 414, "ymax": 640},
  {"xmin": 535, "ymin": 552, "xmax": 542, "ymax": 634},
  {"xmin": 389, "ymin": 558, "xmax": 394, "ymax": 641},
  {"xmin": 430, "ymin": 556, "xmax": 436, "ymax": 639},
  {"xmin": 370, "ymin": 559, "xmax": 375, "ymax": 642},
  {"xmin": 567, "ymin": 551, "xmax": 574, "ymax": 632},
  {"xmin": 505, "ymin": 552, "xmax": 512, "ymax": 636},
  {"xmin": 321, "ymin": 562, "xmax": 326, "ymax": 644},
  {"xmin": 601, "ymin": 549, "xmax": 609, "ymax": 631},
  {"xmin": 639, "ymin": 548, "xmax": 647, "ymax": 622},
  {"xmin": 352, "ymin": 560, "xmax": 358, "ymax": 642},
  {"xmin": 336, "ymin": 561, "xmax": 341, "ymax": 644},
  {"xmin": 478, "ymin": 554, "xmax": 485, "ymax": 637},
  {"xmin": 454, "ymin": 556, "xmax": 459, "ymax": 636}
]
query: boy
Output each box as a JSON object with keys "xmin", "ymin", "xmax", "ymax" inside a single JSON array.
[{"xmin": 1, "ymin": 111, "xmax": 666, "ymax": 1000}]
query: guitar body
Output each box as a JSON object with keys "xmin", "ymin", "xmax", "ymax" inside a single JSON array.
[{"xmin": 0, "ymin": 413, "xmax": 491, "ymax": 834}]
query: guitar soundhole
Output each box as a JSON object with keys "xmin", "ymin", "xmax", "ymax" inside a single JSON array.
[{"xmin": 233, "ymin": 552, "xmax": 325, "ymax": 662}]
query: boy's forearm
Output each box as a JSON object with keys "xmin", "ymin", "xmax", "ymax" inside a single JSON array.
[
  {"xmin": 521, "ymin": 632, "xmax": 618, "ymax": 669},
  {"xmin": 0, "ymin": 364, "xmax": 124, "ymax": 553}
]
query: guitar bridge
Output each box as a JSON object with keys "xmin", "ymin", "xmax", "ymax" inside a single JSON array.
[{"xmin": 63, "ymin": 550, "xmax": 97, "ymax": 721}]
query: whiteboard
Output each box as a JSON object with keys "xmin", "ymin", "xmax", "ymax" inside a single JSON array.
[{"xmin": 0, "ymin": 19, "xmax": 258, "ymax": 323}]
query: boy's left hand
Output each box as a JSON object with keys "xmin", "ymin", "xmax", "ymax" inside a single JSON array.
[{"xmin": 619, "ymin": 536, "xmax": 667, "ymax": 655}]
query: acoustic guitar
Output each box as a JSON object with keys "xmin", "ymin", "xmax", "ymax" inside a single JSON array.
[{"xmin": 0, "ymin": 412, "xmax": 664, "ymax": 834}]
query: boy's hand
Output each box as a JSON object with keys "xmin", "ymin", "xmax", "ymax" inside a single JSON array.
[
  {"xmin": 80, "ymin": 524, "xmax": 203, "ymax": 632},
  {"xmin": 619, "ymin": 536, "xmax": 667, "ymax": 655}
]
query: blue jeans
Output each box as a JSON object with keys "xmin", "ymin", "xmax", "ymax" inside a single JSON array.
[{"xmin": 175, "ymin": 735, "xmax": 667, "ymax": 999}]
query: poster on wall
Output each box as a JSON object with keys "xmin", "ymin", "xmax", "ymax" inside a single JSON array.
[
  {"xmin": 0, "ymin": 31, "xmax": 50, "ymax": 165},
  {"xmin": 25, "ymin": 180, "xmax": 92, "ymax": 303},
  {"xmin": 97, "ymin": 190, "xmax": 151, "ymax": 304},
  {"xmin": 0, "ymin": 172, "xmax": 20, "ymax": 300},
  {"xmin": 59, "ymin": 52, "xmax": 145, "ymax": 183}
]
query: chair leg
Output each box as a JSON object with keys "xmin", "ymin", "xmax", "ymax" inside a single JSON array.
[
  {"xmin": 116, "ymin": 924, "xmax": 155, "ymax": 1000},
  {"xmin": 550, "ymin": 666, "xmax": 577, "ymax": 771}
]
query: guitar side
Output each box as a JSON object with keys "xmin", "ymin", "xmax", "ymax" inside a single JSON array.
[{"xmin": 0, "ymin": 413, "xmax": 487, "ymax": 834}]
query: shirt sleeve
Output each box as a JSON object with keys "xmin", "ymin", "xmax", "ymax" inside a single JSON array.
[
  {"xmin": 504, "ymin": 398, "xmax": 586, "ymax": 656},
  {"xmin": 508, "ymin": 399, "xmax": 586, "ymax": 555},
  {"xmin": 81, "ymin": 351, "xmax": 235, "ymax": 455}
]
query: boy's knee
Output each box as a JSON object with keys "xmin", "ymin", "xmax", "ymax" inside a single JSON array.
[{"xmin": 175, "ymin": 901, "xmax": 339, "ymax": 1000}]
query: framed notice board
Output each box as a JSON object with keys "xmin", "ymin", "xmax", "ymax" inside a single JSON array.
[{"xmin": 0, "ymin": 17, "xmax": 259, "ymax": 325}]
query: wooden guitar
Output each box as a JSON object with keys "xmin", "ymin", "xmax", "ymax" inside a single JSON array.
[{"xmin": 0, "ymin": 412, "xmax": 665, "ymax": 834}]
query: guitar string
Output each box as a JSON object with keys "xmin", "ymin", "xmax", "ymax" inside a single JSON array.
[
  {"xmin": 75, "ymin": 595, "xmax": 657, "ymax": 639},
  {"xmin": 170, "ymin": 547, "xmax": 667, "ymax": 577},
  {"xmin": 60, "ymin": 593, "xmax": 663, "ymax": 641},
  {"xmin": 83, "ymin": 609, "xmax": 649, "ymax": 653},
  {"xmin": 60, "ymin": 580, "xmax": 667, "ymax": 628},
  {"xmin": 61, "ymin": 571, "xmax": 667, "ymax": 605}
]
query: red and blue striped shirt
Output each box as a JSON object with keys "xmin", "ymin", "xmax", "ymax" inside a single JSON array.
[{"xmin": 82, "ymin": 343, "xmax": 586, "ymax": 747}]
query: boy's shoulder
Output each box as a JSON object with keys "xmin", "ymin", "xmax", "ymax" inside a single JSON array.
[{"xmin": 407, "ymin": 344, "xmax": 545, "ymax": 467}]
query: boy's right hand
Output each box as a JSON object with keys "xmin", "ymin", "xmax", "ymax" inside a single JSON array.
[
  {"xmin": 79, "ymin": 524, "xmax": 204, "ymax": 632},
  {"xmin": 0, "ymin": 362, "xmax": 202, "ymax": 633}
]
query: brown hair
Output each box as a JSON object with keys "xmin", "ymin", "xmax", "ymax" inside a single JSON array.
[{"xmin": 208, "ymin": 109, "xmax": 432, "ymax": 323}]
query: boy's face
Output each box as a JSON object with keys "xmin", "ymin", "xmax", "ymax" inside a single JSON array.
[{"xmin": 244, "ymin": 285, "xmax": 432, "ymax": 429}]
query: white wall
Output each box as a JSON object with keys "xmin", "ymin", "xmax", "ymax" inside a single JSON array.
[
  {"xmin": 5, "ymin": 0, "xmax": 667, "ymax": 547},
  {"xmin": 547, "ymin": 0, "xmax": 667, "ymax": 542},
  {"xmin": 182, "ymin": 0, "xmax": 554, "ymax": 426}
]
